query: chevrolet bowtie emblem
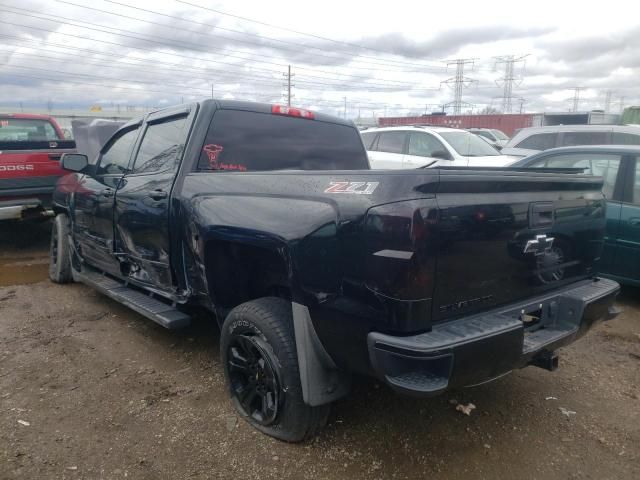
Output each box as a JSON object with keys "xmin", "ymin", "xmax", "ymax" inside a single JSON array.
[{"xmin": 524, "ymin": 234, "xmax": 554, "ymax": 256}]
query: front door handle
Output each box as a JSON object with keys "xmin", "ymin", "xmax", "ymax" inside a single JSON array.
[
  {"xmin": 148, "ymin": 189, "xmax": 168, "ymax": 200},
  {"xmin": 629, "ymin": 217, "xmax": 640, "ymax": 227},
  {"xmin": 100, "ymin": 188, "xmax": 114, "ymax": 198}
]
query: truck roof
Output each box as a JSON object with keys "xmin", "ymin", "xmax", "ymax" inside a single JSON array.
[
  {"xmin": 139, "ymin": 99, "xmax": 355, "ymax": 129},
  {"xmin": 0, "ymin": 113, "xmax": 58, "ymax": 121}
]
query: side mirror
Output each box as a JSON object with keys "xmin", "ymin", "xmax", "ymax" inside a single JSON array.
[
  {"xmin": 431, "ymin": 150, "xmax": 452, "ymax": 160},
  {"xmin": 61, "ymin": 153, "xmax": 88, "ymax": 172}
]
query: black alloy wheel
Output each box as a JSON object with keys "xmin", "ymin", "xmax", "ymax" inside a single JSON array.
[{"xmin": 227, "ymin": 333, "xmax": 281, "ymax": 426}]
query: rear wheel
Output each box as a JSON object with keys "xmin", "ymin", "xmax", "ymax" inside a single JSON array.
[
  {"xmin": 49, "ymin": 214, "xmax": 73, "ymax": 284},
  {"xmin": 220, "ymin": 297, "xmax": 330, "ymax": 442}
]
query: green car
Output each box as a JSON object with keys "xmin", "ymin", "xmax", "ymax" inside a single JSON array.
[{"xmin": 513, "ymin": 145, "xmax": 640, "ymax": 286}]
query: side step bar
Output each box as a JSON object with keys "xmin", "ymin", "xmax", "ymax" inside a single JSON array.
[{"xmin": 73, "ymin": 268, "xmax": 191, "ymax": 330}]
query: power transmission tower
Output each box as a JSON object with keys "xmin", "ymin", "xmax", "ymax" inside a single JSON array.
[
  {"xmin": 494, "ymin": 54, "xmax": 528, "ymax": 113},
  {"xmin": 570, "ymin": 87, "xmax": 585, "ymax": 112},
  {"xmin": 441, "ymin": 58, "xmax": 477, "ymax": 115},
  {"xmin": 282, "ymin": 65, "xmax": 295, "ymax": 106},
  {"xmin": 618, "ymin": 96, "xmax": 626, "ymax": 113},
  {"xmin": 604, "ymin": 90, "xmax": 613, "ymax": 113}
]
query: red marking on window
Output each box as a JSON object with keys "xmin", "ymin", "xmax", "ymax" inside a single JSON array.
[
  {"xmin": 202, "ymin": 144, "xmax": 246, "ymax": 171},
  {"xmin": 203, "ymin": 144, "xmax": 224, "ymax": 167}
]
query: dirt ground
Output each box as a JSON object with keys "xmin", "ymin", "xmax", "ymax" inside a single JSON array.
[{"xmin": 0, "ymin": 221, "xmax": 639, "ymax": 480}]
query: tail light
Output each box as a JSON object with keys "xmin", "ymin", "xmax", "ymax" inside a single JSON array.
[
  {"xmin": 271, "ymin": 104, "xmax": 315, "ymax": 119},
  {"xmin": 364, "ymin": 199, "xmax": 438, "ymax": 301}
]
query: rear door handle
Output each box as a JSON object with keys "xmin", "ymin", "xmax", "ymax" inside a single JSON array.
[
  {"xmin": 629, "ymin": 217, "xmax": 640, "ymax": 227},
  {"xmin": 48, "ymin": 153, "xmax": 62, "ymax": 160},
  {"xmin": 148, "ymin": 189, "xmax": 168, "ymax": 200},
  {"xmin": 100, "ymin": 188, "xmax": 114, "ymax": 198}
]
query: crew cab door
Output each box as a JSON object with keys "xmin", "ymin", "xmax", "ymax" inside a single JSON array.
[
  {"xmin": 73, "ymin": 124, "xmax": 141, "ymax": 275},
  {"xmin": 113, "ymin": 107, "xmax": 193, "ymax": 291}
]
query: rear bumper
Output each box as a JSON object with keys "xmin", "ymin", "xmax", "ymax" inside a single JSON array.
[
  {"xmin": 367, "ymin": 278, "xmax": 620, "ymax": 397},
  {"xmin": 0, "ymin": 197, "xmax": 51, "ymax": 220}
]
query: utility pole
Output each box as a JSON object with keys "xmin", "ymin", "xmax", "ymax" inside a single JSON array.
[
  {"xmin": 282, "ymin": 65, "xmax": 295, "ymax": 106},
  {"xmin": 619, "ymin": 96, "xmax": 626, "ymax": 113},
  {"xmin": 604, "ymin": 90, "xmax": 613, "ymax": 113},
  {"xmin": 494, "ymin": 55, "xmax": 528, "ymax": 113},
  {"xmin": 211, "ymin": 84, "xmax": 214, "ymax": 99},
  {"xmin": 518, "ymin": 98, "xmax": 525, "ymax": 114},
  {"xmin": 441, "ymin": 58, "xmax": 477, "ymax": 115},
  {"xmin": 570, "ymin": 87, "xmax": 585, "ymax": 112},
  {"xmin": 343, "ymin": 96, "xmax": 347, "ymax": 119}
]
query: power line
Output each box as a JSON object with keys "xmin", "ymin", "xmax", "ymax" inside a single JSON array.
[
  {"xmin": 0, "ymin": 15, "xmax": 440, "ymax": 92},
  {"xmin": 494, "ymin": 54, "xmax": 528, "ymax": 113},
  {"xmin": 441, "ymin": 58, "xmax": 477, "ymax": 115},
  {"xmin": 58, "ymin": 0, "xmax": 448, "ymax": 72},
  {"xmin": 0, "ymin": 7, "xmax": 441, "ymax": 87},
  {"xmin": 174, "ymin": 0, "xmax": 449, "ymax": 62}
]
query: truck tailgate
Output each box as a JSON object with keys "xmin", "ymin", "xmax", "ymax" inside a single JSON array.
[{"xmin": 432, "ymin": 170, "xmax": 606, "ymax": 322}]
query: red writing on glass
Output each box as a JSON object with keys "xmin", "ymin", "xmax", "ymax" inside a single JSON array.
[{"xmin": 202, "ymin": 144, "xmax": 247, "ymax": 171}]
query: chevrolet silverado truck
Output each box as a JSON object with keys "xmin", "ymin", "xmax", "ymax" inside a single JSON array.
[
  {"xmin": 50, "ymin": 100, "xmax": 620, "ymax": 441},
  {"xmin": 0, "ymin": 113, "xmax": 75, "ymax": 221}
]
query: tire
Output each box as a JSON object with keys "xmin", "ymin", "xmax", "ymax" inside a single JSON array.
[
  {"xmin": 49, "ymin": 214, "xmax": 73, "ymax": 284},
  {"xmin": 221, "ymin": 297, "xmax": 330, "ymax": 442}
]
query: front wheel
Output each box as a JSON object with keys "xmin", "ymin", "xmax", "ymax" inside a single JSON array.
[
  {"xmin": 49, "ymin": 214, "xmax": 73, "ymax": 284},
  {"xmin": 220, "ymin": 297, "xmax": 330, "ymax": 442}
]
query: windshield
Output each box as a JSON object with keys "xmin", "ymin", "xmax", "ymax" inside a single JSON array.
[
  {"xmin": 439, "ymin": 131, "xmax": 500, "ymax": 156},
  {"xmin": 0, "ymin": 118, "xmax": 61, "ymax": 142},
  {"xmin": 492, "ymin": 130, "xmax": 509, "ymax": 140}
]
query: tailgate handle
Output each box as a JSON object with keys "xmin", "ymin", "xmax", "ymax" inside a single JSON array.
[{"xmin": 529, "ymin": 202, "xmax": 554, "ymax": 228}]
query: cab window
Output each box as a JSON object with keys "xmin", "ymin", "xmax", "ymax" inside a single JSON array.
[
  {"xmin": 132, "ymin": 116, "xmax": 188, "ymax": 175},
  {"xmin": 97, "ymin": 128, "xmax": 139, "ymax": 175}
]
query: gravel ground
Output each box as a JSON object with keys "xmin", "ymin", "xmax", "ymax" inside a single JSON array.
[{"xmin": 0, "ymin": 221, "xmax": 639, "ymax": 480}]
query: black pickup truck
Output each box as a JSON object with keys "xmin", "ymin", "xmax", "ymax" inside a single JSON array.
[{"xmin": 50, "ymin": 100, "xmax": 620, "ymax": 441}]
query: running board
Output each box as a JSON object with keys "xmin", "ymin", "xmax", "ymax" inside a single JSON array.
[{"xmin": 73, "ymin": 268, "xmax": 191, "ymax": 330}]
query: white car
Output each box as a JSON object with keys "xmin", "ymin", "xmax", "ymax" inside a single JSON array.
[
  {"xmin": 361, "ymin": 126, "xmax": 515, "ymax": 169},
  {"xmin": 501, "ymin": 124, "xmax": 640, "ymax": 159}
]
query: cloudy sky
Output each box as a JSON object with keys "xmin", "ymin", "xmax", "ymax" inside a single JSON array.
[{"xmin": 0, "ymin": 0, "xmax": 638, "ymax": 118}]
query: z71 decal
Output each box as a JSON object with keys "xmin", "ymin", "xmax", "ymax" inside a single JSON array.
[{"xmin": 324, "ymin": 181, "xmax": 379, "ymax": 195}]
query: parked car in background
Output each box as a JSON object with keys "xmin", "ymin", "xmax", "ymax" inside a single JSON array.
[
  {"xmin": 0, "ymin": 113, "xmax": 76, "ymax": 221},
  {"xmin": 468, "ymin": 128, "xmax": 509, "ymax": 150},
  {"xmin": 361, "ymin": 126, "xmax": 514, "ymax": 168},
  {"xmin": 512, "ymin": 145, "xmax": 640, "ymax": 286},
  {"xmin": 501, "ymin": 124, "xmax": 640, "ymax": 158}
]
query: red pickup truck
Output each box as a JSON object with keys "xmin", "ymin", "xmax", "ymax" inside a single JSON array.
[{"xmin": 0, "ymin": 113, "xmax": 76, "ymax": 220}]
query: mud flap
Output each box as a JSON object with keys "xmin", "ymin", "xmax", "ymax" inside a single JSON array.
[{"xmin": 291, "ymin": 302, "xmax": 351, "ymax": 406}]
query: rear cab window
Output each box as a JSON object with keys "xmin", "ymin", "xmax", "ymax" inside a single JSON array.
[
  {"xmin": 0, "ymin": 117, "xmax": 61, "ymax": 142},
  {"xmin": 197, "ymin": 110, "xmax": 369, "ymax": 171}
]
